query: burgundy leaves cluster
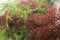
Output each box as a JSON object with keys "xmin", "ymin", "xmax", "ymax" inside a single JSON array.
[{"xmin": 27, "ymin": 6, "xmax": 60, "ymax": 40}]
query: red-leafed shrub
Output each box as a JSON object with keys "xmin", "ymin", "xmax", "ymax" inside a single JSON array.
[{"xmin": 27, "ymin": 6, "xmax": 60, "ymax": 40}]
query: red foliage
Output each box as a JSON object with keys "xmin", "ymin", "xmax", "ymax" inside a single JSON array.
[
  {"xmin": 27, "ymin": 6, "xmax": 60, "ymax": 40},
  {"xmin": 15, "ymin": 20, "xmax": 19, "ymax": 25},
  {"xmin": 17, "ymin": 0, "xmax": 39, "ymax": 8},
  {"xmin": 0, "ymin": 11, "xmax": 8, "ymax": 25}
]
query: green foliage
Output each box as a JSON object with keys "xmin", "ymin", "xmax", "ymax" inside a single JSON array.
[
  {"xmin": 0, "ymin": 0, "xmax": 53, "ymax": 40},
  {"xmin": 38, "ymin": 0, "xmax": 48, "ymax": 6},
  {"xmin": 0, "ymin": 30, "xmax": 7, "ymax": 40}
]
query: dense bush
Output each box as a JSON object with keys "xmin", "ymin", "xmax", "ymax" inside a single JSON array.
[
  {"xmin": 27, "ymin": 6, "xmax": 60, "ymax": 40},
  {"xmin": 0, "ymin": 0, "xmax": 60, "ymax": 40}
]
